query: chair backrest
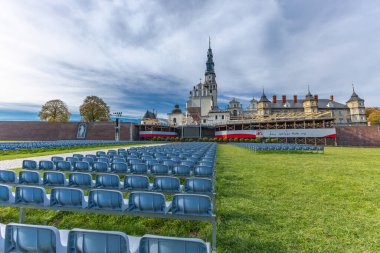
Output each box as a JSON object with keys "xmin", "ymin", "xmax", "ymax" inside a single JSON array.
[
  {"xmin": 74, "ymin": 161, "xmax": 90, "ymax": 172},
  {"xmin": 128, "ymin": 192, "xmax": 165, "ymax": 213},
  {"xmin": 69, "ymin": 173, "xmax": 92, "ymax": 187},
  {"xmin": 139, "ymin": 235, "xmax": 208, "ymax": 253},
  {"xmin": 124, "ymin": 176, "xmax": 149, "ymax": 190},
  {"xmin": 146, "ymin": 160, "xmax": 159, "ymax": 167},
  {"xmin": 73, "ymin": 154, "xmax": 84, "ymax": 160},
  {"xmin": 0, "ymin": 170, "xmax": 16, "ymax": 184},
  {"xmin": 128, "ymin": 159, "xmax": 143, "ymax": 166},
  {"xmin": 184, "ymin": 178, "xmax": 213, "ymax": 194},
  {"xmin": 67, "ymin": 229, "xmax": 130, "ymax": 253},
  {"xmin": 88, "ymin": 189, "xmax": 124, "ymax": 210},
  {"xmin": 199, "ymin": 161, "xmax": 213, "ymax": 167},
  {"xmin": 112, "ymin": 158, "xmax": 126, "ymax": 164},
  {"xmin": 19, "ymin": 170, "xmax": 40, "ymax": 185},
  {"xmin": 95, "ymin": 174, "xmax": 120, "ymax": 189},
  {"xmin": 131, "ymin": 164, "xmax": 148, "ymax": 174},
  {"xmin": 170, "ymin": 157, "xmax": 181, "ymax": 163},
  {"xmin": 110, "ymin": 162, "xmax": 128, "ymax": 173},
  {"xmin": 172, "ymin": 165, "xmax": 191, "ymax": 176},
  {"xmin": 51, "ymin": 156, "xmax": 64, "ymax": 164},
  {"xmin": 56, "ymin": 161, "xmax": 72, "ymax": 171},
  {"xmin": 22, "ymin": 160, "xmax": 37, "ymax": 170},
  {"xmin": 82, "ymin": 157, "xmax": 95, "ymax": 166},
  {"xmin": 86, "ymin": 154, "xmax": 97, "ymax": 160},
  {"xmin": 151, "ymin": 164, "xmax": 169, "ymax": 175},
  {"xmin": 4, "ymin": 223, "xmax": 61, "ymax": 253},
  {"xmin": 93, "ymin": 162, "xmax": 109, "ymax": 172},
  {"xmin": 152, "ymin": 177, "xmax": 180, "ymax": 192},
  {"xmin": 181, "ymin": 161, "xmax": 195, "ymax": 168},
  {"xmin": 0, "ymin": 185, "xmax": 13, "ymax": 203},
  {"xmin": 97, "ymin": 157, "xmax": 110, "ymax": 164},
  {"xmin": 66, "ymin": 157, "xmax": 79, "ymax": 164},
  {"xmin": 193, "ymin": 166, "xmax": 213, "ymax": 177},
  {"xmin": 15, "ymin": 186, "xmax": 46, "ymax": 206},
  {"xmin": 171, "ymin": 194, "xmax": 212, "ymax": 216},
  {"xmin": 107, "ymin": 150, "xmax": 117, "ymax": 157},
  {"xmin": 50, "ymin": 187, "xmax": 84, "ymax": 208},
  {"xmin": 39, "ymin": 160, "xmax": 54, "ymax": 170},
  {"xmin": 96, "ymin": 151, "xmax": 106, "ymax": 156},
  {"xmin": 43, "ymin": 172, "xmax": 65, "ymax": 186}
]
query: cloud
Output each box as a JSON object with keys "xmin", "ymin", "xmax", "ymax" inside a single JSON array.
[{"xmin": 0, "ymin": 0, "xmax": 379, "ymax": 121}]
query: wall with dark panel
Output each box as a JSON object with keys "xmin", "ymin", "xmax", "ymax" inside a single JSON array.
[
  {"xmin": 0, "ymin": 121, "xmax": 379, "ymax": 146},
  {"xmin": 0, "ymin": 122, "xmax": 138, "ymax": 141},
  {"xmin": 336, "ymin": 125, "xmax": 380, "ymax": 147}
]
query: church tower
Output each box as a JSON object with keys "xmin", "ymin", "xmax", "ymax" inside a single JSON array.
[{"xmin": 205, "ymin": 37, "xmax": 218, "ymax": 109}]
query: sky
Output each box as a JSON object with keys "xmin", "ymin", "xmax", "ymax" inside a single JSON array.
[{"xmin": 0, "ymin": 0, "xmax": 379, "ymax": 121}]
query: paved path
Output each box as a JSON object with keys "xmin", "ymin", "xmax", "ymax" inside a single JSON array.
[{"xmin": 0, "ymin": 144, "xmax": 163, "ymax": 170}]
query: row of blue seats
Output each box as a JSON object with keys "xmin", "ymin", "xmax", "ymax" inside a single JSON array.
[
  {"xmin": 22, "ymin": 160, "xmax": 215, "ymax": 177},
  {"xmin": 230, "ymin": 142, "xmax": 324, "ymax": 151},
  {"xmin": 45, "ymin": 155, "xmax": 215, "ymax": 167},
  {"xmin": 0, "ymin": 185, "xmax": 213, "ymax": 216},
  {"xmin": 0, "ymin": 170, "xmax": 214, "ymax": 194},
  {"xmin": 0, "ymin": 223, "xmax": 210, "ymax": 253},
  {"xmin": 24, "ymin": 158, "xmax": 215, "ymax": 171},
  {"xmin": 0, "ymin": 140, "xmax": 144, "ymax": 151}
]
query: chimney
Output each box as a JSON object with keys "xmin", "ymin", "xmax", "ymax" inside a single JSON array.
[
  {"xmin": 272, "ymin": 95, "xmax": 277, "ymax": 103},
  {"xmin": 314, "ymin": 95, "xmax": 318, "ymax": 101},
  {"xmin": 293, "ymin": 95, "xmax": 298, "ymax": 103},
  {"xmin": 330, "ymin": 95, "xmax": 334, "ymax": 101},
  {"xmin": 282, "ymin": 95, "xmax": 286, "ymax": 104}
]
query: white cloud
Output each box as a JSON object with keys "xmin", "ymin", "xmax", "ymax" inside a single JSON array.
[{"xmin": 0, "ymin": 0, "xmax": 379, "ymax": 121}]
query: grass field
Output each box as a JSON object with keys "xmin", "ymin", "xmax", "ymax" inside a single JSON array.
[
  {"xmin": 0, "ymin": 142, "xmax": 151, "ymax": 161},
  {"xmin": 1, "ymin": 144, "xmax": 380, "ymax": 252}
]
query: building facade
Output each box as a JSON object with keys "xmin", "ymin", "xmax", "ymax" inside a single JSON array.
[{"xmin": 168, "ymin": 41, "xmax": 367, "ymax": 126}]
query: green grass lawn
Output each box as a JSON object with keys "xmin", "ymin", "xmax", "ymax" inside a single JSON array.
[
  {"xmin": 0, "ymin": 142, "xmax": 152, "ymax": 161},
  {"xmin": 216, "ymin": 145, "xmax": 380, "ymax": 252},
  {"xmin": 0, "ymin": 145, "xmax": 380, "ymax": 252}
]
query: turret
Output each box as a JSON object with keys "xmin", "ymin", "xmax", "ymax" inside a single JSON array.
[
  {"xmin": 257, "ymin": 89, "xmax": 271, "ymax": 115},
  {"xmin": 346, "ymin": 85, "xmax": 366, "ymax": 124},
  {"xmin": 302, "ymin": 86, "xmax": 318, "ymax": 113}
]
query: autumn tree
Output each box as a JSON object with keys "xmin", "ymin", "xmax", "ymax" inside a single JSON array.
[
  {"xmin": 39, "ymin": 99, "xmax": 70, "ymax": 122},
  {"xmin": 367, "ymin": 110, "xmax": 380, "ymax": 125},
  {"xmin": 79, "ymin": 96, "xmax": 110, "ymax": 122}
]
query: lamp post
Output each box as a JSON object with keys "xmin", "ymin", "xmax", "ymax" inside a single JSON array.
[{"xmin": 113, "ymin": 112, "xmax": 122, "ymax": 141}]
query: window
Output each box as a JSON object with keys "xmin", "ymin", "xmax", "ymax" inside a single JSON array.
[
  {"xmin": 338, "ymin": 111, "xmax": 342, "ymax": 116},
  {"xmin": 203, "ymin": 119, "xmax": 206, "ymax": 123},
  {"xmin": 215, "ymin": 115, "xmax": 218, "ymax": 120},
  {"xmin": 173, "ymin": 118, "xmax": 176, "ymax": 123},
  {"xmin": 222, "ymin": 115, "xmax": 225, "ymax": 120},
  {"xmin": 233, "ymin": 110, "xmax": 237, "ymax": 116}
]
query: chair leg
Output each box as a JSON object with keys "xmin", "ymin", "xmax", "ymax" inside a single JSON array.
[{"xmin": 19, "ymin": 208, "xmax": 26, "ymax": 223}]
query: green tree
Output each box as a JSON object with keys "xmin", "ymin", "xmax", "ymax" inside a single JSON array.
[
  {"xmin": 79, "ymin": 96, "xmax": 110, "ymax": 122},
  {"xmin": 39, "ymin": 99, "xmax": 70, "ymax": 122},
  {"xmin": 368, "ymin": 111, "xmax": 380, "ymax": 125}
]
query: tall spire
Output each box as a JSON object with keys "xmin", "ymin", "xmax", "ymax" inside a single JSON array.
[
  {"xmin": 259, "ymin": 87, "xmax": 270, "ymax": 102},
  {"xmin": 205, "ymin": 37, "xmax": 215, "ymax": 75}
]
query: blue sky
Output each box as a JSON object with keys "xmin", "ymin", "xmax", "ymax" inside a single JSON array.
[{"xmin": 0, "ymin": 0, "xmax": 379, "ymax": 121}]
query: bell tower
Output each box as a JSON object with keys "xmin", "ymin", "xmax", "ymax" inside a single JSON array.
[{"xmin": 205, "ymin": 37, "xmax": 218, "ymax": 109}]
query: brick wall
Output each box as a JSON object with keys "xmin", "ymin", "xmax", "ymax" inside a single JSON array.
[
  {"xmin": 336, "ymin": 125, "xmax": 380, "ymax": 147},
  {"xmin": 0, "ymin": 122, "xmax": 138, "ymax": 141}
]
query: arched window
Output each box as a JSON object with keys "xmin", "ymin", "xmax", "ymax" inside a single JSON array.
[
  {"xmin": 173, "ymin": 118, "xmax": 177, "ymax": 123},
  {"xmin": 233, "ymin": 110, "xmax": 237, "ymax": 116}
]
